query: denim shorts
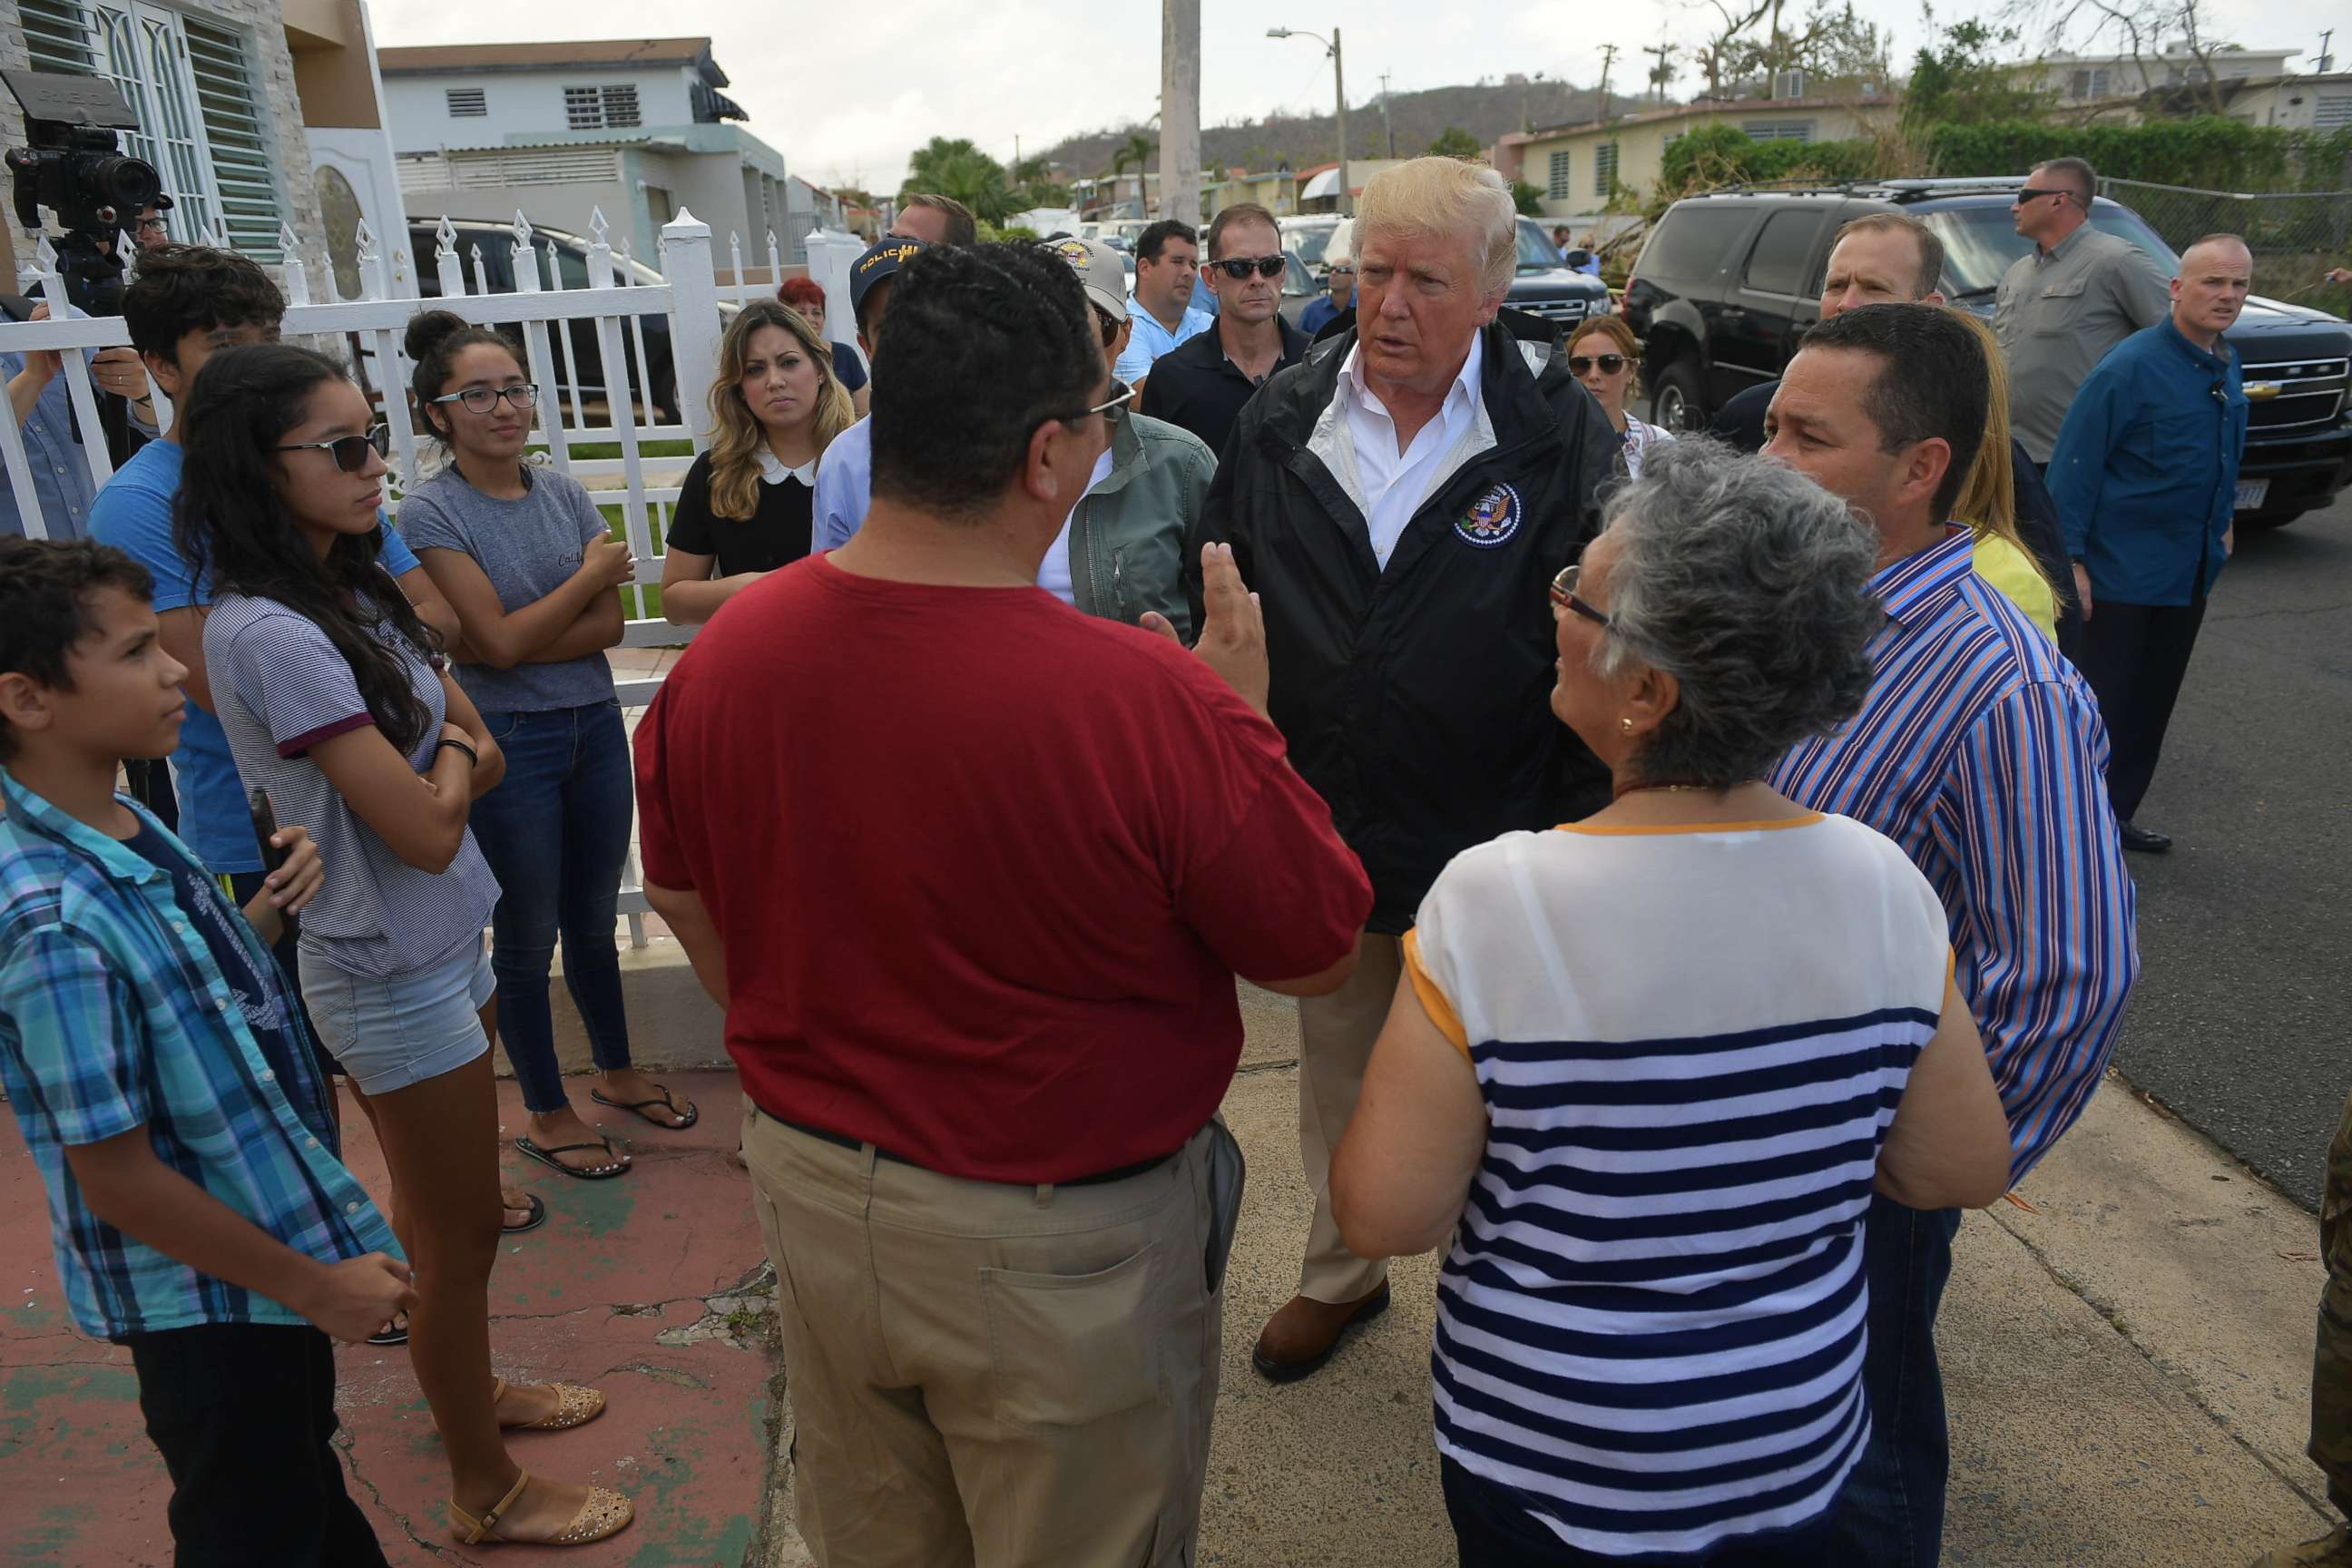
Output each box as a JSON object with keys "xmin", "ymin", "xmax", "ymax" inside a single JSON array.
[{"xmin": 298, "ymin": 936, "xmax": 495, "ymax": 1096}]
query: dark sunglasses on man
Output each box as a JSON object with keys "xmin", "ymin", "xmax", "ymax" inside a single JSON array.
[
  {"xmin": 2014, "ymin": 186, "xmax": 2072, "ymax": 206},
  {"xmin": 274, "ymin": 423, "xmax": 392, "ymax": 474},
  {"xmin": 1568, "ymin": 353, "xmax": 1628, "ymax": 376},
  {"xmin": 1211, "ymin": 256, "xmax": 1287, "ymax": 280}
]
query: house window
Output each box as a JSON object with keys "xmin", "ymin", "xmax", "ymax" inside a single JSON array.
[
  {"xmin": 23, "ymin": 0, "xmax": 287, "ymax": 260},
  {"xmin": 1593, "ymin": 142, "xmax": 1619, "ymax": 197},
  {"xmin": 1743, "ymin": 121, "xmax": 1815, "ymax": 142},
  {"xmin": 2068, "ymin": 68, "xmax": 2113, "ymax": 98},
  {"xmin": 1547, "ymin": 149, "xmax": 1573, "ymax": 201},
  {"xmin": 564, "ymin": 83, "xmax": 642, "ymax": 132},
  {"xmin": 446, "ymin": 87, "xmax": 487, "ymax": 117},
  {"xmin": 2317, "ymin": 93, "xmax": 2352, "ymax": 130}
]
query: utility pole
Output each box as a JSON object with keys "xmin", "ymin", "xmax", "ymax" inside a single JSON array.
[
  {"xmin": 1379, "ymin": 71, "xmax": 1395, "ymax": 158},
  {"xmin": 1596, "ymin": 43, "xmax": 1620, "ymax": 125},
  {"xmin": 1642, "ymin": 40, "xmax": 1676, "ymax": 105},
  {"xmin": 1161, "ymin": 0, "xmax": 1202, "ymax": 224},
  {"xmin": 1334, "ymin": 28, "xmax": 1351, "ymax": 217}
]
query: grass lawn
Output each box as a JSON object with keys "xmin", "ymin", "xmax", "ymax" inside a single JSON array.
[
  {"xmin": 601, "ymin": 502, "xmax": 667, "ymax": 620},
  {"xmin": 553, "ymin": 436, "xmax": 695, "ymax": 463}
]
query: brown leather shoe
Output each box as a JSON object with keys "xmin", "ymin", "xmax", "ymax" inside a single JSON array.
[{"xmin": 1251, "ymin": 1282, "xmax": 1392, "ymax": 1383}]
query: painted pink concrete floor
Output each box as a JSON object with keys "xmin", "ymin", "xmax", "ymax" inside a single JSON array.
[{"xmin": 0, "ymin": 1068, "xmax": 775, "ymax": 1566}]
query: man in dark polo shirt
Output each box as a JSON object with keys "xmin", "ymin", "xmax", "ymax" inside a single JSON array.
[
  {"xmin": 1140, "ymin": 202, "xmax": 1310, "ymax": 457},
  {"xmin": 633, "ymin": 241, "xmax": 1371, "ymax": 1566}
]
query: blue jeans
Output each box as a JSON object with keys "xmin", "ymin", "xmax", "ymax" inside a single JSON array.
[
  {"xmin": 468, "ymin": 701, "xmax": 635, "ymax": 1113},
  {"xmin": 1821, "ymin": 1194, "xmax": 1964, "ymax": 1567}
]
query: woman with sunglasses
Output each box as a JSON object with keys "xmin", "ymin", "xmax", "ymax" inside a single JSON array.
[
  {"xmin": 1564, "ymin": 315, "xmax": 1672, "ymax": 480},
  {"xmin": 181, "ymin": 342, "xmax": 633, "ymax": 1548},
  {"xmin": 395, "ymin": 310, "xmax": 691, "ymax": 1181},
  {"xmin": 662, "ymin": 300, "xmax": 855, "ymax": 626},
  {"xmin": 1329, "ymin": 441, "xmax": 2011, "ymax": 1567}
]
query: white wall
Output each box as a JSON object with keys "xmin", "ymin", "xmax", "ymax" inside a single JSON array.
[{"xmin": 384, "ymin": 65, "xmax": 695, "ymax": 152}]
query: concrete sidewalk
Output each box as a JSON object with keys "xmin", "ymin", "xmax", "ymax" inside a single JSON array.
[{"xmin": 1, "ymin": 976, "xmax": 2337, "ymax": 1565}]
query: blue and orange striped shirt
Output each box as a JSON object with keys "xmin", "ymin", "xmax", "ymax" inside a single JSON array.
[{"xmin": 1769, "ymin": 526, "xmax": 2139, "ymax": 1183}]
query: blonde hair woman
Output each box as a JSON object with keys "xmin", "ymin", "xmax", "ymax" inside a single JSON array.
[
  {"xmin": 1564, "ymin": 314, "xmax": 1671, "ymax": 478},
  {"xmin": 1949, "ymin": 310, "xmax": 2063, "ymax": 639},
  {"xmin": 661, "ymin": 300, "xmax": 857, "ymax": 624}
]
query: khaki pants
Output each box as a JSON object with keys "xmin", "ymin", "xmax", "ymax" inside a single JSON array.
[
  {"xmin": 741, "ymin": 1106, "xmax": 1222, "ymax": 1568},
  {"xmin": 1295, "ymin": 932, "xmax": 1404, "ymax": 1304},
  {"xmin": 2316, "ymin": 1090, "xmax": 2352, "ymax": 1517}
]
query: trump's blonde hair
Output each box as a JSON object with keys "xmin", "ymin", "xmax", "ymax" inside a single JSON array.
[{"xmin": 1356, "ymin": 157, "xmax": 1517, "ymax": 298}]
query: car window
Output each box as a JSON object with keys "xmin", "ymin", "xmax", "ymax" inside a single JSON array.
[
  {"xmin": 1289, "ymin": 227, "xmax": 1333, "ymax": 269},
  {"xmin": 1636, "ymin": 206, "xmax": 1757, "ymax": 286},
  {"xmin": 1919, "ymin": 200, "xmax": 2181, "ymax": 296},
  {"xmin": 1285, "ymin": 252, "xmax": 1313, "ymax": 296},
  {"xmin": 1741, "ymin": 210, "xmax": 1821, "ymax": 296},
  {"xmin": 1515, "ymin": 219, "xmax": 1564, "ymax": 271}
]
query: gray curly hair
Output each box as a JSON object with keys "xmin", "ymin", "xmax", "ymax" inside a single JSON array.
[{"xmin": 1590, "ymin": 439, "xmax": 1884, "ymax": 789}]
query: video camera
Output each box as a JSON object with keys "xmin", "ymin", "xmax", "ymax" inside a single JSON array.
[{"xmin": 4, "ymin": 68, "xmax": 164, "ymax": 317}]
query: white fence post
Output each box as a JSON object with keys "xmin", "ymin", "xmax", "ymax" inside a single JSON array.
[
  {"xmin": 662, "ymin": 209, "xmax": 724, "ymax": 454},
  {"xmin": 585, "ymin": 209, "xmax": 655, "ymax": 624},
  {"xmin": 806, "ymin": 230, "xmax": 867, "ymax": 351}
]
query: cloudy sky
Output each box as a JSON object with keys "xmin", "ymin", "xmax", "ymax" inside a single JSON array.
[{"xmin": 370, "ymin": 0, "xmax": 2344, "ymax": 192}]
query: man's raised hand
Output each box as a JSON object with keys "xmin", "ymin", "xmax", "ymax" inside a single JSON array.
[{"xmin": 1140, "ymin": 543, "xmax": 1269, "ymax": 717}]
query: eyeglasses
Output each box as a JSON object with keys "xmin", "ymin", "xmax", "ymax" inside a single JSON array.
[
  {"xmin": 1328, "ymin": 264, "xmax": 1356, "ymax": 276},
  {"xmin": 1093, "ymin": 309, "xmax": 1122, "ymax": 348},
  {"xmin": 1041, "ymin": 384, "xmax": 1138, "ymax": 431},
  {"xmin": 1211, "ymin": 256, "xmax": 1287, "ymax": 280},
  {"xmin": 430, "ymin": 383, "xmax": 540, "ymax": 414},
  {"xmin": 1567, "ymin": 353, "xmax": 1628, "ymax": 376},
  {"xmin": 132, "ymin": 215, "xmax": 168, "ymax": 236},
  {"xmin": 274, "ymin": 424, "xmax": 391, "ymax": 474},
  {"xmin": 1550, "ymin": 563, "xmax": 1611, "ymax": 628},
  {"xmin": 2014, "ymin": 186, "xmax": 2072, "ymax": 205}
]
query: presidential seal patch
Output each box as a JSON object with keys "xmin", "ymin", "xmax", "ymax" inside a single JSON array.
[{"xmin": 1455, "ymin": 483, "xmax": 1523, "ymax": 549}]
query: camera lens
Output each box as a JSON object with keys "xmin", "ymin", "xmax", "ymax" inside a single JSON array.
[{"xmin": 91, "ymin": 154, "xmax": 161, "ymax": 215}]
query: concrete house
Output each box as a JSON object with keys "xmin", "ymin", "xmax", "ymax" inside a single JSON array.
[{"xmin": 380, "ymin": 36, "xmax": 788, "ymax": 266}]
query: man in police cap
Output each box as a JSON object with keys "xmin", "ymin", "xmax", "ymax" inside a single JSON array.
[
  {"xmin": 814, "ymin": 235, "xmax": 926, "ymax": 549},
  {"xmin": 1187, "ymin": 155, "xmax": 1618, "ymax": 1382}
]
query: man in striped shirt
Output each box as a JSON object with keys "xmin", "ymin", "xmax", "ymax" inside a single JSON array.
[{"xmin": 1761, "ymin": 304, "xmax": 2140, "ymax": 1564}]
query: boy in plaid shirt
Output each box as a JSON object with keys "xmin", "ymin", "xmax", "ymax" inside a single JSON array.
[{"xmin": 0, "ymin": 537, "xmax": 411, "ymax": 1566}]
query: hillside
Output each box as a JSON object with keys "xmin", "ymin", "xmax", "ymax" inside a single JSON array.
[{"xmin": 1034, "ymin": 76, "xmax": 1650, "ymax": 179}]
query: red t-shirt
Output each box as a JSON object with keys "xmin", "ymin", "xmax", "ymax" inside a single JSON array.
[{"xmin": 633, "ymin": 554, "xmax": 1372, "ymax": 1184}]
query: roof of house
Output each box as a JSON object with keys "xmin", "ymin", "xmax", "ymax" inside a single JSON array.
[
  {"xmin": 1522, "ymin": 93, "xmax": 1895, "ymax": 142},
  {"xmin": 379, "ymin": 38, "xmax": 715, "ymax": 75}
]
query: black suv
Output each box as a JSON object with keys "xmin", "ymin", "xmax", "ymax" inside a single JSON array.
[
  {"xmin": 1622, "ymin": 180, "xmax": 2352, "ymax": 526},
  {"xmin": 407, "ymin": 220, "xmax": 686, "ymax": 424}
]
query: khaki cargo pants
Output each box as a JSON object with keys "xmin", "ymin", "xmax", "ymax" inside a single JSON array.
[
  {"xmin": 2317, "ymin": 1090, "xmax": 2352, "ymax": 1517},
  {"xmin": 741, "ymin": 1105, "xmax": 1222, "ymax": 1568}
]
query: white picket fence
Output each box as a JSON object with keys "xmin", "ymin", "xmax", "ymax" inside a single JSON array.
[{"xmin": 0, "ymin": 203, "xmax": 855, "ymax": 945}]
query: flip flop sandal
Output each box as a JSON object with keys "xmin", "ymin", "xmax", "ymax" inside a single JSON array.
[
  {"xmin": 502, "ymin": 1192, "xmax": 547, "ymax": 1234},
  {"xmin": 590, "ymin": 1083, "xmax": 700, "ymax": 1130},
  {"xmin": 367, "ymin": 1309, "xmax": 409, "ymax": 1347},
  {"xmin": 492, "ymin": 1376, "xmax": 606, "ymax": 1432},
  {"xmin": 514, "ymin": 1135, "xmax": 629, "ymax": 1180},
  {"xmin": 449, "ymin": 1471, "xmax": 632, "ymax": 1547}
]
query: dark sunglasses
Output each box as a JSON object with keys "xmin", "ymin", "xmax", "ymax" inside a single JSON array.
[
  {"xmin": 1568, "ymin": 353, "xmax": 1628, "ymax": 376},
  {"xmin": 273, "ymin": 424, "xmax": 390, "ymax": 474},
  {"xmin": 1551, "ymin": 563, "xmax": 1611, "ymax": 628},
  {"xmin": 1212, "ymin": 256, "xmax": 1287, "ymax": 280},
  {"xmin": 1093, "ymin": 308, "xmax": 1122, "ymax": 348},
  {"xmin": 2014, "ymin": 186, "xmax": 2072, "ymax": 204}
]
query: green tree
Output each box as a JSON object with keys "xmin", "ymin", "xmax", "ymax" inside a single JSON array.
[
  {"xmin": 1511, "ymin": 179, "xmax": 1546, "ymax": 216},
  {"xmin": 1111, "ymin": 132, "xmax": 1159, "ymax": 178},
  {"xmin": 1428, "ymin": 125, "xmax": 1485, "ymax": 160},
  {"xmin": 900, "ymin": 136, "xmax": 1016, "ymax": 223},
  {"xmin": 1903, "ymin": 15, "xmax": 2049, "ymax": 130}
]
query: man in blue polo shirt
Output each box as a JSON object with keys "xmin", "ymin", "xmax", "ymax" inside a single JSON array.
[
  {"xmin": 2047, "ymin": 232, "xmax": 2252, "ymax": 856},
  {"xmin": 1113, "ymin": 220, "xmax": 1212, "ymax": 393}
]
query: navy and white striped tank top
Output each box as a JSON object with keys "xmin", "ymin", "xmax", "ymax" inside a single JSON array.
[{"xmin": 1404, "ymin": 813, "xmax": 1951, "ymax": 1560}]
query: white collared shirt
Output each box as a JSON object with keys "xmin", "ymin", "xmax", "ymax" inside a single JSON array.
[
  {"xmin": 756, "ymin": 448, "xmax": 819, "ymax": 487},
  {"xmin": 1035, "ymin": 445, "xmax": 1120, "ymax": 607},
  {"xmin": 1320, "ymin": 333, "xmax": 1491, "ymax": 568}
]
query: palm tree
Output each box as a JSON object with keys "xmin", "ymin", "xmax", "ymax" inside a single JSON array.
[
  {"xmin": 1111, "ymin": 131, "xmax": 1160, "ymax": 177},
  {"xmin": 900, "ymin": 135, "xmax": 1016, "ymax": 224}
]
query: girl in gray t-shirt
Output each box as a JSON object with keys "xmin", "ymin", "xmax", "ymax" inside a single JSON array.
[
  {"xmin": 397, "ymin": 309, "xmax": 699, "ymax": 1185},
  {"xmin": 181, "ymin": 341, "xmax": 635, "ymax": 1546}
]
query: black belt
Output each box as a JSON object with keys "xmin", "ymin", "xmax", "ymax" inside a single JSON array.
[{"xmin": 771, "ymin": 1113, "xmax": 1177, "ymax": 1188}]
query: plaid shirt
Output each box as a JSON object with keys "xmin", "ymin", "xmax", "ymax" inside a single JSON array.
[{"xmin": 0, "ymin": 768, "xmax": 397, "ymax": 1341}]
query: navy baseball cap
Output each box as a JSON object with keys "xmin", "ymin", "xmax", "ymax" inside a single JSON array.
[{"xmin": 849, "ymin": 236, "xmax": 928, "ymax": 323}]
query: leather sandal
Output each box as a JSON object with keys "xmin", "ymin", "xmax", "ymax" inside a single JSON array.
[
  {"xmin": 495, "ymin": 1376, "xmax": 606, "ymax": 1432},
  {"xmin": 515, "ymin": 1134, "xmax": 628, "ymax": 1179},
  {"xmin": 448, "ymin": 1471, "xmax": 632, "ymax": 1546},
  {"xmin": 590, "ymin": 1083, "xmax": 699, "ymax": 1129}
]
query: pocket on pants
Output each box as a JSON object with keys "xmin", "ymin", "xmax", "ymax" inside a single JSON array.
[{"xmin": 983, "ymin": 1241, "xmax": 1162, "ymax": 1432}]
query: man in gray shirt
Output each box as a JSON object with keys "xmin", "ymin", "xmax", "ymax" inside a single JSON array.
[{"xmin": 1994, "ymin": 156, "xmax": 2171, "ymax": 466}]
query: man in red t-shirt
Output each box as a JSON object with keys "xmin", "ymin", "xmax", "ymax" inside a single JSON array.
[{"xmin": 634, "ymin": 242, "xmax": 1372, "ymax": 1566}]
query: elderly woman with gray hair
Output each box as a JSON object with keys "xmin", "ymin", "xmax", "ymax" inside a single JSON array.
[{"xmin": 1330, "ymin": 439, "xmax": 2014, "ymax": 1568}]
